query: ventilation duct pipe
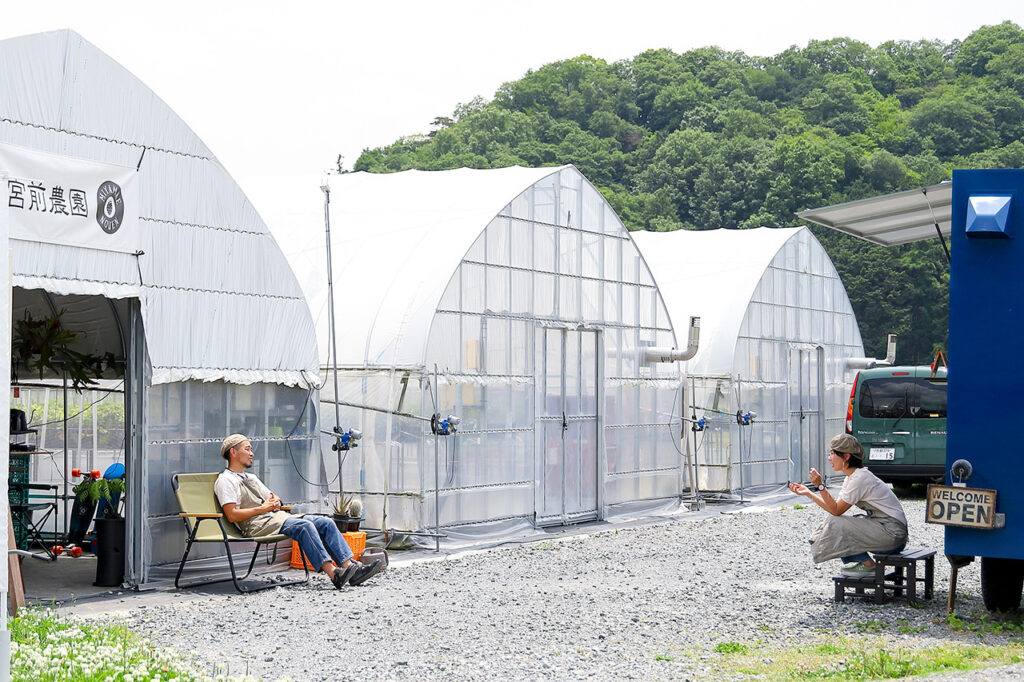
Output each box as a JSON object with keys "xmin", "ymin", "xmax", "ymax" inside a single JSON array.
[
  {"xmin": 846, "ymin": 333, "xmax": 898, "ymax": 370},
  {"xmin": 644, "ymin": 317, "xmax": 700, "ymax": 363}
]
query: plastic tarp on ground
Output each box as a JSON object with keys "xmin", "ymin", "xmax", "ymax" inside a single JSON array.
[
  {"xmin": 0, "ymin": 30, "xmax": 322, "ymax": 584},
  {"xmin": 632, "ymin": 227, "xmax": 864, "ymax": 491},
  {"xmin": 278, "ymin": 165, "xmax": 685, "ymax": 538}
]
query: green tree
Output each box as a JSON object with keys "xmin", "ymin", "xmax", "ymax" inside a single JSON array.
[
  {"xmin": 953, "ymin": 20, "xmax": 1024, "ymax": 77},
  {"xmin": 350, "ymin": 24, "xmax": 1023, "ymax": 360}
]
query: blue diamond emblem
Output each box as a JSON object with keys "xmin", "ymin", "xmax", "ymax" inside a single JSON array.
[{"xmin": 966, "ymin": 195, "xmax": 1012, "ymax": 237}]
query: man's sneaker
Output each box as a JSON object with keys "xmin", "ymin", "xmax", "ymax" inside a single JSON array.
[
  {"xmin": 841, "ymin": 562, "xmax": 876, "ymax": 578},
  {"xmin": 332, "ymin": 563, "xmax": 358, "ymax": 589},
  {"xmin": 348, "ymin": 559, "xmax": 384, "ymax": 586}
]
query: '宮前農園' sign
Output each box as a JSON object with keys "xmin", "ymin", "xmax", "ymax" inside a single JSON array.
[
  {"xmin": 1, "ymin": 141, "xmax": 139, "ymax": 254},
  {"xmin": 926, "ymin": 485, "xmax": 997, "ymax": 529}
]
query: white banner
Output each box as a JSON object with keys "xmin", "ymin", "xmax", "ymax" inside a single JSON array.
[{"xmin": 0, "ymin": 142, "xmax": 139, "ymax": 254}]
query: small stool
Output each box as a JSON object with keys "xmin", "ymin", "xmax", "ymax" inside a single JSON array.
[{"xmin": 832, "ymin": 547, "xmax": 935, "ymax": 604}]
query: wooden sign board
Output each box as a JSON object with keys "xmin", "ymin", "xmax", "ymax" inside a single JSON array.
[{"xmin": 926, "ymin": 485, "xmax": 997, "ymax": 529}]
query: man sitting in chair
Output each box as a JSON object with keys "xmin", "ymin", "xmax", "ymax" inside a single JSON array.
[{"xmin": 214, "ymin": 433, "xmax": 383, "ymax": 589}]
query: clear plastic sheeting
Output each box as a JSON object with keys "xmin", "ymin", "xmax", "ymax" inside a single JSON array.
[
  {"xmin": 145, "ymin": 380, "xmax": 319, "ymax": 576},
  {"xmin": 305, "ymin": 166, "xmax": 683, "ymax": 541},
  {"xmin": 633, "ymin": 227, "xmax": 864, "ymax": 492}
]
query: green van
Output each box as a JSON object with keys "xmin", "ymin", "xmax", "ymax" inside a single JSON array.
[{"xmin": 846, "ymin": 365, "xmax": 948, "ymax": 483}]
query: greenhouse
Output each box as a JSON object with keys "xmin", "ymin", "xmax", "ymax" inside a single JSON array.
[
  {"xmin": 284, "ymin": 165, "xmax": 685, "ymax": 539},
  {"xmin": 1, "ymin": 30, "xmax": 321, "ymax": 587},
  {"xmin": 631, "ymin": 227, "xmax": 865, "ymax": 492}
]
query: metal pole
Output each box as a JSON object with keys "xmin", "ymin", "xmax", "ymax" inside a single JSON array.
[
  {"xmin": 62, "ymin": 368, "xmax": 69, "ymax": 538},
  {"xmin": 688, "ymin": 375, "xmax": 701, "ymax": 508},
  {"xmin": 321, "ymin": 182, "xmax": 344, "ymax": 490},
  {"xmin": 737, "ymin": 376, "xmax": 744, "ymax": 502},
  {"xmin": 433, "ymin": 363, "xmax": 440, "ymax": 552}
]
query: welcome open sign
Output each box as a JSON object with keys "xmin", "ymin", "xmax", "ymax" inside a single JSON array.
[{"xmin": 926, "ymin": 485, "xmax": 997, "ymax": 529}]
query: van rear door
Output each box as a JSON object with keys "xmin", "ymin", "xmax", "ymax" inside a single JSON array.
[
  {"xmin": 856, "ymin": 371, "xmax": 915, "ymax": 467},
  {"xmin": 913, "ymin": 367, "xmax": 947, "ymax": 474}
]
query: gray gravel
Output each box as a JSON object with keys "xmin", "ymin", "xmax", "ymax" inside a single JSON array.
[{"xmin": 112, "ymin": 495, "xmax": 1024, "ymax": 681}]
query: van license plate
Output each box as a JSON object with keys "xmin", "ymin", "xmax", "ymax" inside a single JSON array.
[{"xmin": 869, "ymin": 447, "xmax": 895, "ymax": 461}]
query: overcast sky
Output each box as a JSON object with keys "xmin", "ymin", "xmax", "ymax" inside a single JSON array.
[{"xmin": 3, "ymin": 0, "xmax": 1023, "ymax": 239}]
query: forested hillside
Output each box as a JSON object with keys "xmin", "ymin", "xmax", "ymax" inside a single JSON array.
[{"xmin": 351, "ymin": 21, "xmax": 1024, "ymax": 362}]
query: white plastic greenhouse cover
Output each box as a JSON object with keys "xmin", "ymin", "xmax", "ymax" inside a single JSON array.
[
  {"xmin": 633, "ymin": 227, "xmax": 810, "ymax": 376},
  {"xmin": 285, "ymin": 166, "xmax": 573, "ymax": 368},
  {"xmin": 0, "ymin": 30, "xmax": 319, "ymax": 387}
]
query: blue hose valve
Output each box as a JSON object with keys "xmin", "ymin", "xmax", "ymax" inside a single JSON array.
[
  {"xmin": 431, "ymin": 414, "xmax": 461, "ymax": 436},
  {"xmin": 691, "ymin": 417, "xmax": 707, "ymax": 432},
  {"xmin": 333, "ymin": 427, "xmax": 362, "ymax": 451},
  {"xmin": 736, "ymin": 410, "xmax": 756, "ymax": 426}
]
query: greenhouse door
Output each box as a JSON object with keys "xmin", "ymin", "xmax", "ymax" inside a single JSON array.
[
  {"xmin": 789, "ymin": 346, "xmax": 825, "ymax": 484},
  {"xmin": 536, "ymin": 328, "xmax": 599, "ymax": 526}
]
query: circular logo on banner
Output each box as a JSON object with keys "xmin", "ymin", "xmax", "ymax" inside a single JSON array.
[{"xmin": 96, "ymin": 181, "xmax": 124, "ymax": 234}]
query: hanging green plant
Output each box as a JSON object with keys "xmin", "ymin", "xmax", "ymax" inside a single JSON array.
[{"xmin": 11, "ymin": 310, "xmax": 108, "ymax": 391}]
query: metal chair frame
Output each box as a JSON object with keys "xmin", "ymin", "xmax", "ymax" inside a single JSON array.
[
  {"xmin": 10, "ymin": 482, "xmax": 59, "ymax": 560},
  {"xmin": 172, "ymin": 473, "xmax": 310, "ymax": 594}
]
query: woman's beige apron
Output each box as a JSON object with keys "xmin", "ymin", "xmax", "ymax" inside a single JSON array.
[{"xmin": 809, "ymin": 500, "xmax": 908, "ymax": 563}]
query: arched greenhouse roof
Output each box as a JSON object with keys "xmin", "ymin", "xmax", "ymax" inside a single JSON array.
[
  {"xmin": 287, "ymin": 165, "xmax": 586, "ymax": 369},
  {"xmin": 632, "ymin": 226, "xmax": 862, "ymax": 377},
  {"xmin": 0, "ymin": 30, "xmax": 319, "ymax": 387}
]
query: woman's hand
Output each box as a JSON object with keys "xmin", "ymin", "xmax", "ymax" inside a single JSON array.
[
  {"xmin": 809, "ymin": 468, "xmax": 823, "ymax": 488},
  {"xmin": 788, "ymin": 482, "xmax": 811, "ymax": 496}
]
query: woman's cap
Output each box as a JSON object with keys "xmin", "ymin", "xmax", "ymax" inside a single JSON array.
[
  {"xmin": 830, "ymin": 433, "xmax": 864, "ymax": 459},
  {"xmin": 221, "ymin": 433, "xmax": 249, "ymax": 457}
]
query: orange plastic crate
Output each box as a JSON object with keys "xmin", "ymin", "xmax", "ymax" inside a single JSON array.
[
  {"xmin": 343, "ymin": 531, "xmax": 366, "ymax": 560},
  {"xmin": 289, "ymin": 541, "xmax": 325, "ymax": 570},
  {"xmin": 289, "ymin": 530, "xmax": 366, "ymax": 569}
]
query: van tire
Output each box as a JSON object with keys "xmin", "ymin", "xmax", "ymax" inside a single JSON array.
[{"xmin": 981, "ymin": 557, "xmax": 1024, "ymax": 612}]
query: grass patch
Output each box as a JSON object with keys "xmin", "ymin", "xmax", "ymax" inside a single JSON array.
[
  {"xmin": 654, "ymin": 654, "xmax": 675, "ymax": 661},
  {"xmin": 9, "ymin": 608, "xmax": 268, "ymax": 681},
  {"xmin": 947, "ymin": 610, "xmax": 1024, "ymax": 636},
  {"xmin": 713, "ymin": 641, "xmax": 750, "ymax": 654},
  {"xmin": 793, "ymin": 504, "xmax": 806, "ymax": 510},
  {"xmin": 705, "ymin": 634, "xmax": 1024, "ymax": 681},
  {"xmin": 854, "ymin": 620, "xmax": 886, "ymax": 633}
]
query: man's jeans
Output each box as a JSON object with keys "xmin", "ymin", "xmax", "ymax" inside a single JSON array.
[{"xmin": 281, "ymin": 516, "xmax": 353, "ymax": 570}]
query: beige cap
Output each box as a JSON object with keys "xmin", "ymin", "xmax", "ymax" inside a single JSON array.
[
  {"xmin": 829, "ymin": 433, "xmax": 864, "ymax": 459},
  {"xmin": 221, "ymin": 433, "xmax": 249, "ymax": 458}
]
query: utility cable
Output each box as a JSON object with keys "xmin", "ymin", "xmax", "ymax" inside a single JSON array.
[{"xmin": 22, "ymin": 381, "xmax": 125, "ymax": 429}]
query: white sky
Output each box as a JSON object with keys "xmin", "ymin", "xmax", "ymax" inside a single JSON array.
[{"xmin": 3, "ymin": 0, "xmax": 1023, "ymax": 240}]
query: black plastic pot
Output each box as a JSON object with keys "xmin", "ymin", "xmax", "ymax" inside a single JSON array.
[
  {"xmin": 93, "ymin": 517, "xmax": 125, "ymax": 587},
  {"xmin": 332, "ymin": 514, "xmax": 361, "ymax": 533}
]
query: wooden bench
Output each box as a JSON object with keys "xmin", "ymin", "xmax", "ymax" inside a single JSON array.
[
  {"xmin": 172, "ymin": 472, "xmax": 309, "ymax": 593},
  {"xmin": 832, "ymin": 548, "xmax": 935, "ymax": 605}
]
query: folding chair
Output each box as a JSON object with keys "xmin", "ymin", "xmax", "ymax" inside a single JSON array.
[
  {"xmin": 172, "ymin": 472, "xmax": 309, "ymax": 593},
  {"xmin": 9, "ymin": 483, "xmax": 59, "ymax": 560}
]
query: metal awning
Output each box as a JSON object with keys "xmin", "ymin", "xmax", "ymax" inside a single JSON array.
[{"xmin": 797, "ymin": 182, "xmax": 952, "ymax": 247}]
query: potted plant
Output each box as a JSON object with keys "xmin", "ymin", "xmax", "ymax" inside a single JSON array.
[
  {"xmin": 331, "ymin": 494, "xmax": 363, "ymax": 533},
  {"xmin": 12, "ymin": 310, "xmax": 112, "ymax": 390},
  {"xmin": 73, "ymin": 471, "xmax": 126, "ymax": 587}
]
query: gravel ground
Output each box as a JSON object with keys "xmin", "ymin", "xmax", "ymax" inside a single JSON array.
[{"xmin": 115, "ymin": 494, "xmax": 1024, "ymax": 681}]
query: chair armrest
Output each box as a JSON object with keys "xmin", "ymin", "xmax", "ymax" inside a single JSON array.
[
  {"xmin": 281, "ymin": 506, "xmax": 293, "ymax": 511},
  {"xmin": 179, "ymin": 513, "xmax": 223, "ymax": 518}
]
